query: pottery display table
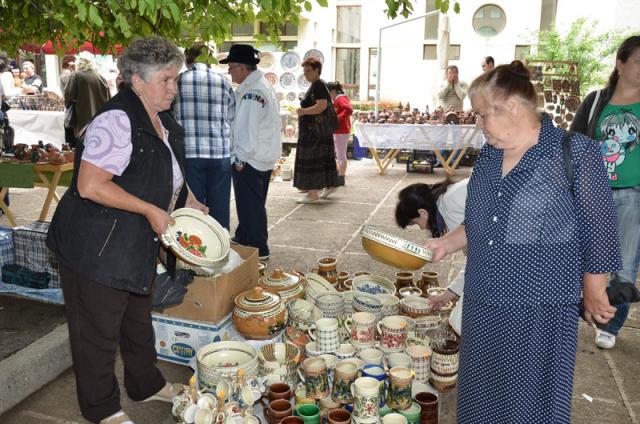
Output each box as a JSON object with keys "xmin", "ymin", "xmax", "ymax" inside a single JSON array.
[
  {"xmin": 0, "ymin": 161, "xmax": 73, "ymax": 226},
  {"xmin": 354, "ymin": 123, "xmax": 484, "ymax": 175},
  {"xmin": 7, "ymin": 109, "xmax": 66, "ymax": 148}
]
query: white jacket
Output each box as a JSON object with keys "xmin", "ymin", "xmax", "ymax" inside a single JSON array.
[{"xmin": 231, "ymin": 70, "xmax": 282, "ymax": 171}]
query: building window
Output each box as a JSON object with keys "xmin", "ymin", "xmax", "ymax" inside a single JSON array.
[
  {"xmin": 515, "ymin": 45, "xmax": 530, "ymax": 61},
  {"xmin": 539, "ymin": 0, "xmax": 557, "ymax": 31},
  {"xmin": 232, "ymin": 23, "xmax": 254, "ymax": 36},
  {"xmin": 336, "ymin": 48, "xmax": 360, "ymax": 99},
  {"xmin": 337, "ymin": 6, "xmax": 361, "ymax": 43},
  {"xmin": 259, "ymin": 22, "xmax": 298, "ymax": 36},
  {"xmin": 423, "ymin": 44, "xmax": 460, "ymax": 61},
  {"xmin": 368, "ymin": 48, "xmax": 378, "ymax": 100},
  {"xmin": 424, "ymin": 0, "xmax": 439, "ymax": 40},
  {"xmin": 472, "ymin": 4, "xmax": 506, "ymax": 37}
]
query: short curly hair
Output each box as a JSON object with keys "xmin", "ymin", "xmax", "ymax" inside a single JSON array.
[{"xmin": 118, "ymin": 36, "xmax": 184, "ymax": 87}]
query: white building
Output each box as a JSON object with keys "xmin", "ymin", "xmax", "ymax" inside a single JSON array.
[{"xmin": 224, "ymin": 0, "xmax": 638, "ymax": 109}]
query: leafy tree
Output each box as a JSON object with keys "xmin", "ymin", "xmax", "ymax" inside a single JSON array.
[
  {"xmin": 527, "ymin": 17, "xmax": 630, "ymax": 94},
  {"xmin": 0, "ymin": 0, "xmax": 457, "ymax": 54}
]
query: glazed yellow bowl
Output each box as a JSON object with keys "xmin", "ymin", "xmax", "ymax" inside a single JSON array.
[{"xmin": 361, "ymin": 226, "xmax": 433, "ymax": 270}]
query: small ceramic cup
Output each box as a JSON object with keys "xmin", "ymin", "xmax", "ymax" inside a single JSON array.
[
  {"xmin": 294, "ymin": 403, "xmax": 321, "ymax": 424},
  {"xmin": 264, "ymin": 399, "xmax": 293, "ymax": 424},
  {"xmin": 358, "ymin": 347, "xmax": 384, "ymax": 366},
  {"xmin": 327, "ymin": 408, "xmax": 351, "ymax": 424},
  {"xmin": 268, "ymin": 383, "xmax": 292, "ymax": 402},
  {"xmin": 382, "ymin": 413, "xmax": 408, "ymax": 424},
  {"xmin": 335, "ymin": 343, "xmax": 356, "ymax": 360}
]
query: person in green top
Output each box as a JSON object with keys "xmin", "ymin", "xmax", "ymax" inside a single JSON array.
[{"xmin": 570, "ymin": 35, "xmax": 640, "ymax": 349}]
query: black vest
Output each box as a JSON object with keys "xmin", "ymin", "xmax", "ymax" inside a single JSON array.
[{"xmin": 46, "ymin": 88, "xmax": 187, "ymax": 294}]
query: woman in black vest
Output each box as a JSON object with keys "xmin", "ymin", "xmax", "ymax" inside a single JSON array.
[{"xmin": 47, "ymin": 37, "xmax": 207, "ymax": 424}]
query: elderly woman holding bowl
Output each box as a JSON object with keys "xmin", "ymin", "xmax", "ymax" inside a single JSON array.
[
  {"xmin": 425, "ymin": 60, "xmax": 621, "ymax": 423},
  {"xmin": 47, "ymin": 37, "xmax": 207, "ymax": 424}
]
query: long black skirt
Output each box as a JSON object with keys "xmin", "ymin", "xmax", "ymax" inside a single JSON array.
[{"xmin": 293, "ymin": 128, "xmax": 340, "ymax": 190}]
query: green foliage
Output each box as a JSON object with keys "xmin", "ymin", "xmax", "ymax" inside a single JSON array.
[
  {"xmin": 528, "ymin": 18, "xmax": 630, "ymax": 94},
  {"xmin": 0, "ymin": 0, "xmax": 457, "ymax": 56}
]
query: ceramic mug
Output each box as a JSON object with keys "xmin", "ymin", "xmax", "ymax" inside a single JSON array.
[
  {"xmin": 264, "ymin": 399, "xmax": 293, "ymax": 424},
  {"xmin": 358, "ymin": 347, "xmax": 384, "ymax": 366},
  {"xmin": 376, "ymin": 315, "xmax": 410, "ymax": 352},
  {"xmin": 269, "ymin": 383, "xmax": 292, "ymax": 402},
  {"xmin": 405, "ymin": 344, "xmax": 431, "ymax": 383},
  {"xmin": 294, "ymin": 403, "xmax": 321, "ymax": 424},
  {"xmin": 331, "ymin": 360, "xmax": 358, "ymax": 404},
  {"xmin": 382, "ymin": 413, "xmax": 408, "ymax": 424},
  {"xmin": 384, "ymin": 352, "xmax": 412, "ymax": 370},
  {"xmin": 414, "ymin": 391, "xmax": 438, "ymax": 424},
  {"xmin": 344, "ymin": 312, "xmax": 376, "ymax": 348},
  {"xmin": 294, "ymin": 386, "xmax": 316, "ymax": 407},
  {"xmin": 308, "ymin": 318, "xmax": 340, "ymax": 353},
  {"xmin": 327, "ymin": 408, "xmax": 351, "ymax": 424},
  {"xmin": 350, "ymin": 377, "xmax": 380, "ymax": 422},
  {"xmin": 297, "ymin": 357, "xmax": 330, "ymax": 399},
  {"xmin": 335, "ymin": 343, "xmax": 356, "ymax": 360},
  {"xmin": 386, "ymin": 367, "xmax": 413, "ymax": 410},
  {"xmin": 360, "ymin": 364, "xmax": 387, "ymax": 407}
]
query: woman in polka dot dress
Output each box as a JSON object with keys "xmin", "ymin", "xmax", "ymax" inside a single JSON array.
[{"xmin": 426, "ymin": 61, "xmax": 622, "ymax": 423}]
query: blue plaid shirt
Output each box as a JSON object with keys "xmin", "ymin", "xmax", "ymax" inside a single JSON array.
[{"xmin": 175, "ymin": 63, "xmax": 235, "ymax": 159}]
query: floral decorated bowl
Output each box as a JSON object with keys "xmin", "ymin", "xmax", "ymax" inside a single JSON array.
[
  {"xmin": 361, "ymin": 226, "xmax": 433, "ymax": 270},
  {"xmin": 197, "ymin": 341, "xmax": 259, "ymax": 390},
  {"xmin": 352, "ymin": 275, "xmax": 396, "ymax": 296},
  {"xmin": 352, "ymin": 292, "xmax": 384, "ymax": 318},
  {"xmin": 161, "ymin": 208, "xmax": 230, "ymax": 268}
]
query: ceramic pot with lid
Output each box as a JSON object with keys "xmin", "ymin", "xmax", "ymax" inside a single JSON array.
[
  {"xmin": 233, "ymin": 287, "xmax": 287, "ymax": 340},
  {"xmin": 260, "ymin": 268, "xmax": 305, "ymax": 302}
]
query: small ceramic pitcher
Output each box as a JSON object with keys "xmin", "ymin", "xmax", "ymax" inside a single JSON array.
[
  {"xmin": 331, "ymin": 360, "xmax": 359, "ymax": 404},
  {"xmin": 297, "ymin": 357, "xmax": 330, "ymax": 399},
  {"xmin": 350, "ymin": 377, "xmax": 380, "ymax": 422},
  {"xmin": 386, "ymin": 367, "xmax": 413, "ymax": 410},
  {"xmin": 316, "ymin": 257, "xmax": 338, "ymax": 285},
  {"xmin": 394, "ymin": 271, "xmax": 414, "ymax": 290}
]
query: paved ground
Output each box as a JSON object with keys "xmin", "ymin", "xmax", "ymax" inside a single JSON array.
[{"xmin": 0, "ymin": 158, "xmax": 638, "ymax": 423}]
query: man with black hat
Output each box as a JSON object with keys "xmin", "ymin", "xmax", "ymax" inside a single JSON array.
[{"xmin": 221, "ymin": 44, "xmax": 281, "ymax": 260}]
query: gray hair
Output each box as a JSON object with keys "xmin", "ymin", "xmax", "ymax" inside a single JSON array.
[
  {"xmin": 242, "ymin": 63, "xmax": 257, "ymax": 72},
  {"xmin": 22, "ymin": 61, "xmax": 34, "ymax": 71},
  {"xmin": 117, "ymin": 37, "xmax": 184, "ymax": 87}
]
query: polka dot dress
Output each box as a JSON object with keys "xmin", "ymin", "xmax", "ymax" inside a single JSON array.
[{"xmin": 458, "ymin": 114, "xmax": 622, "ymax": 423}]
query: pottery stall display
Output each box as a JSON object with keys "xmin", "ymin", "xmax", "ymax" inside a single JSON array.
[
  {"xmin": 259, "ymin": 268, "xmax": 305, "ymax": 303},
  {"xmin": 233, "ymin": 287, "xmax": 287, "ymax": 340}
]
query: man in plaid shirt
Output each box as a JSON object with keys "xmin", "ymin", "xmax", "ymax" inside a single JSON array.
[{"xmin": 175, "ymin": 44, "xmax": 236, "ymax": 230}]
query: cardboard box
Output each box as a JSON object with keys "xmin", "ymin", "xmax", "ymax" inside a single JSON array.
[
  {"xmin": 161, "ymin": 244, "xmax": 259, "ymax": 323},
  {"xmin": 152, "ymin": 313, "xmax": 234, "ymax": 367}
]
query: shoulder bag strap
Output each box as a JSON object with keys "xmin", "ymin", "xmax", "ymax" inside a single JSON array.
[
  {"xmin": 587, "ymin": 89, "xmax": 602, "ymax": 127},
  {"xmin": 562, "ymin": 131, "xmax": 574, "ymax": 196}
]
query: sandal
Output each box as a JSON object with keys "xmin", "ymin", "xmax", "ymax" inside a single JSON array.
[
  {"xmin": 296, "ymin": 196, "xmax": 320, "ymax": 204},
  {"xmin": 100, "ymin": 411, "xmax": 135, "ymax": 424},
  {"xmin": 319, "ymin": 187, "xmax": 338, "ymax": 199}
]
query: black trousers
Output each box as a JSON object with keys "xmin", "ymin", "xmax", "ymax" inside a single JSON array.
[
  {"xmin": 232, "ymin": 163, "xmax": 272, "ymax": 257},
  {"xmin": 60, "ymin": 263, "xmax": 166, "ymax": 423}
]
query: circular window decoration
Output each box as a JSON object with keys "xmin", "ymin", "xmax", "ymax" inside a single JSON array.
[{"xmin": 472, "ymin": 4, "xmax": 506, "ymax": 37}]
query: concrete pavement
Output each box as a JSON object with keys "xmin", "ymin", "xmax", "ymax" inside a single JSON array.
[{"xmin": 0, "ymin": 158, "xmax": 638, "ymax": 423}]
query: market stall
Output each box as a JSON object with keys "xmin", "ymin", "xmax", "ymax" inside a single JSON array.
[
  {"xmin": 7, "ymin": 109, "xmax": 66, "ymax": 148},
  {"xmin": 0, "ymin": 161, "xmax": 73, "ymax": 226},
  {"xmin": 354, "ymin": 122, "xmax": 484, "ymax": 175}
]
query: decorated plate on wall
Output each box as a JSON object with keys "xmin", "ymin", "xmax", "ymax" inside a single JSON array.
[
  {"xmin": 303, "ymin": 49, "xmax": 324, "ymax": 63},
  {"xmin": 281, "ymin": 51, "xmax": 301, "ymax": 71},
  {"xmin": 259, "ymin": 51, "xmax": 275, "ymax": 69},
  {"xmin": 280, "ymin": 72, "xmax": 296, "ymax": 89},
  {"xmin": 565, "ymin": 95, "xmax": 580, "ymax": 112},
  {"xmin": 297, "ymin": 74, "xmax": 310, "ymax": 90},
  {"xmin": 265, "ymin": 72, "xmax": 278, "ymax": 86},
  {"xmin": 286, "ymin": 92, "xmax": 297, "ymax": 102}
]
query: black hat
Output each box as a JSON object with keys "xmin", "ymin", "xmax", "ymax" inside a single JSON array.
[{"xmin": 219, "ymin": 44, "xmax": 260, "ymax": 65}]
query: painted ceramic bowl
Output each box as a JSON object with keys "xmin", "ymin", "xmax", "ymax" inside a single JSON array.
[
  {"xmin": 399, "ymin": 296, "xmax": 433, "ymax": 318},
  {"xmin": 304, "ymin": 272, "xmax": 336, "ymax": 304},
  {"xmin": 197, "ymin": 341, "xmax": 259, "ymax": 390},
  {"xmin": 351, "ymin": 292, "xmax": 384, "ymax": 318},
  {"xmin": 377, "ymin": 294, "xmax": 400, "ymax": 316},
  {"xmin": 161, "ymin": 208, "xmax": 230, "ymax": 268},
  {"xmin": 361, "ymin": 226, "xmax": 433, "ymax": 270},
  {"xmin": 352, "ymin": 274, "xmax": 396, "ymax": 296},
  {"xmin": 287, "ymin": 298, "xmax": 323, "ymax": 330}
]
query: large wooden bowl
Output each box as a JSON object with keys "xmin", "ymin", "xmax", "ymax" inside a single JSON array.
[{"xmin": 361, "ymin": 226, "xmax": 433, "ymax": 270}]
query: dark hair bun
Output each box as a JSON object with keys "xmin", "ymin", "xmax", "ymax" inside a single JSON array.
[{"xmin": 509, "ymin": 60, "xmax": 531, "ymax": 80}]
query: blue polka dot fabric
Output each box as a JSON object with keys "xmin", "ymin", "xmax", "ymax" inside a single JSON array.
[{"xmin": 457, "ymin": 114, "xmax": 622, "ymax": 423}]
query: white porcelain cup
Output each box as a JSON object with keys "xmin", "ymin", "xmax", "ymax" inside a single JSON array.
[
  {"xmin": 335, "ymin": 343, "xmax": 356, "ymax": 359},
  {"xmin": 240, "ymin": 384, "xmax": 262, "ymax": 405},
  {"xmin": 216, "ymin": 381, "xmax": 231, "ymax": 401},
  {"xmin": 183, "ymin": 404, "xmax": 202, "ymax": 424},
  {"xmin": 385, "ymin": 352, "xmax": 412, "ymax": 369},
  {"xmin": 195, "ymin": 408, "xmax": 214, "ymax": 424},
  {"xmin": 382, "ymin": 413, "xmax": 408, "ymax": 424},
  {"xmin": 358, "ymin": 347, "xmax": 384, "ymax": 366},
  {"xmin": 197, "ymin": 392, "xmax": 218, "ymax": 411}
]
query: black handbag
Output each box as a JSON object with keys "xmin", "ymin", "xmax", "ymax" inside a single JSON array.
[{"xmin": 311, "ymin": 81, "xmax": 339, "ymax": 139}]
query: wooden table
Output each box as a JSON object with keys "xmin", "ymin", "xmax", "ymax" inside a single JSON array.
[
  {"xmin": 354, "ymin": 123, "xmax": 484, "ymax": 175},
  {"xmin": 0, "ymin": 162, "xmax": 73, "ymax": 227}
]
